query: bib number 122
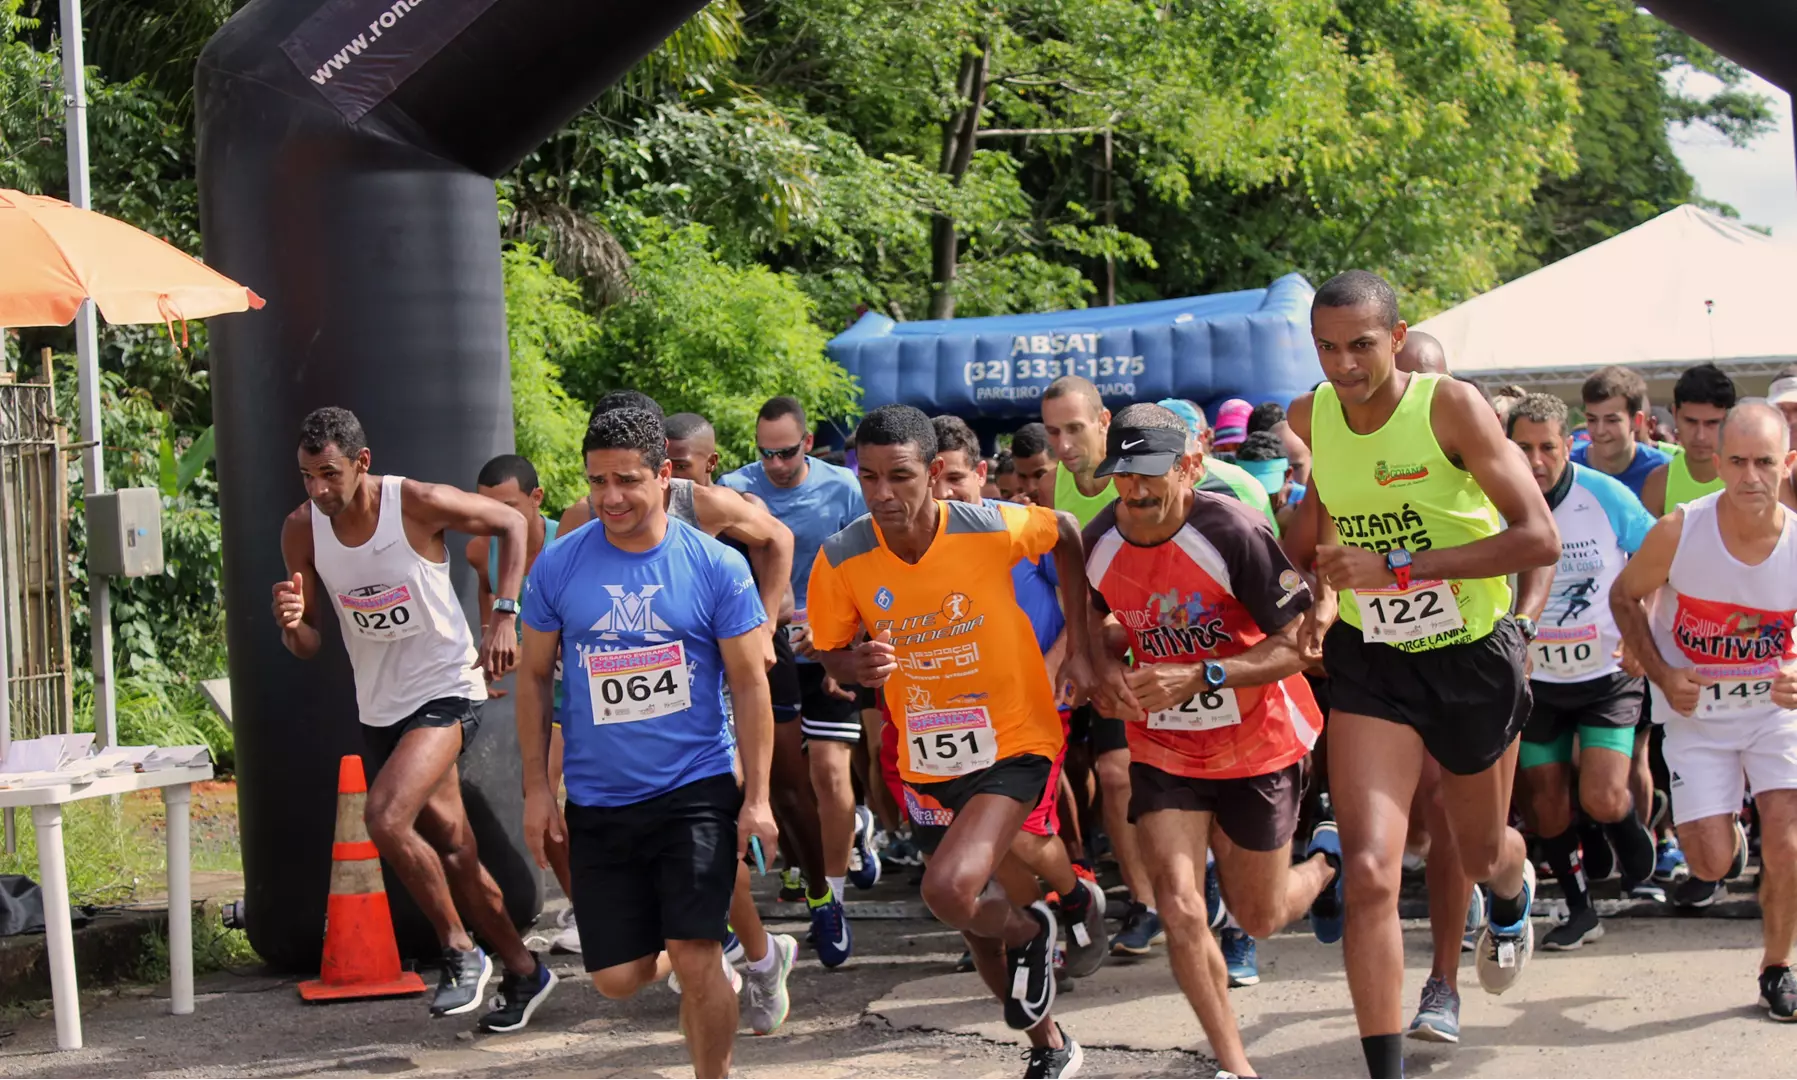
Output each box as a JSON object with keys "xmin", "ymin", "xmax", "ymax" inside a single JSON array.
[{"xmin": 1364, "ymin": 590, "xmax": 1443, "ymax": 626}]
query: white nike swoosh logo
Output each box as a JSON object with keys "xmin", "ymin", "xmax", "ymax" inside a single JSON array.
[
  {"xmin": 832, "ymin": 925, "xmax": 850, "ymax": 952},
  {"xmin": 1121, "ymin": 439, "xmax": 1144, "ymax": 450}
]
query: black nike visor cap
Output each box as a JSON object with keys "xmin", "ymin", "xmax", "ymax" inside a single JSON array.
[{"xmin": 1094, "ymin": 425, "xmax": 1187, "ymax": 479}]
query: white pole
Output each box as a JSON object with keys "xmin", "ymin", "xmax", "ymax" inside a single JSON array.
[{"xmin": 59, "ymin": 0, "xmax": 116, "ymax": 748}]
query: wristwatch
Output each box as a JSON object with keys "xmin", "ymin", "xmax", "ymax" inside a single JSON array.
[
  {"xmin": 1385, "ymin": 548, "xmax": 1414, "ymax": 590},
  {"xmin": 1203, "ymin": 660, "xmax": 1227, "ymax": 690},
  {"xmin": 1515, "ymin": 615, "xmax": 1538, "ymax": 642},
  {"xmin": 492, "ymin": 597, "xmax": 521, "ymax": 616}
]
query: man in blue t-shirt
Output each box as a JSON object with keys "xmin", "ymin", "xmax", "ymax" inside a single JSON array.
[
  {"xmin": 721, "ymin": 395, "xmax": 872, "ymax": 964},
  {"xmin": 1573, "ymin": 366, "xmax": 1670, "ymax": 499},
  {"xmin": 517, "ymin": 407, "xmax": 778, "ymax": 1077}
]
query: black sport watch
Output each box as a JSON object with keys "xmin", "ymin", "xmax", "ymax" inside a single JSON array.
[
  {"xmin": 492, "ymin": 597, "xmax": 521, "ymax": 616},
  {"xmin": 1514, "ymin": 615, "xmax": 1537, "ymax": 642}
]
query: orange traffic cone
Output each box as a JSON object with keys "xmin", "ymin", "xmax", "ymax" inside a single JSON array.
[{"xmin": 298, "ymin": 755, "xmax": 428, "ymax": 1001}]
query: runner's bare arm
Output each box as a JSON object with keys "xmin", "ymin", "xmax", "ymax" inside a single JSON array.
[
  {"xmin": 720, "ymin": 628, "xmax": 780, "ymax": 858},
  {"xmin": 274, "ymin": 507, "xmax": 324, "ymax": 659},
  {"xmin": 401, "ymin": 478, "xmax": 527, "ymax": 676},
  {"xmin": 1049, "ymin": 509, "xmax": 1097, "ymax": 704},
  {"xmin": 695, "ymin": 484, "xmax": 794, "ymax": 636},
  {"xmin": 1609, "ymin": 510, "xmax": 1706, "ymax": 714},
  {"xmin": 1640, "ymin": 464, "xmax": 1670, "ymax": 519},
  {"xmin": 464, "ymin": 536, "xmax": 492, "ymax": 632},
  {"xmin": 1514, "ymin": 566, "xmax": 1552, "ymax": 621},
  {"xmin": 516, "ymin": 623, "xmax": 563, "ymax": 868}
]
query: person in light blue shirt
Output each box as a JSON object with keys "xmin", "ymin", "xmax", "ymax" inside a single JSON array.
[
  {"xmin": 719, "ymin": 395, "xmax": 871, "ymax": 958},
  {"xmin": 515, "ymin": 407, "xmax": 778, "ymax": 1074}
]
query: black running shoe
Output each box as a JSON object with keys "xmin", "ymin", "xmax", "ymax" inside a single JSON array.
[
  {"xmin": 1004, "ymin": 901, "xmax": 1058, "ymax": 1031},
  {"xmin": 1579, "ymin": 821, "xmax": 1615, "ymax": 882},
  {"xmin": 1760, "ymin": 965, "xmax": 1797, "ymax": 1022},
  {"xmin": 1541, "ymin": 906, "xmax": 1604, "ymax": 951},
  {"xmin": 431, "ymin": 946, "xmax": 492, "ymax": 1016},
  {"xmin": 1023, "ymin": 1024, "xmax": 1084, "ymax": 1078},
  {"xmin": 478, "ymin": 953, "xmax": 559, "ymax": 1033},
  {"xmin": 1674, "ymin": 876, "xmax": 1725, "ymax": 909}
]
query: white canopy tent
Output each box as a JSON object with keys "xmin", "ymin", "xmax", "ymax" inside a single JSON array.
[{"xmin": 1416, "ymin": 205, "xmax": 1797, "ymax": 395}]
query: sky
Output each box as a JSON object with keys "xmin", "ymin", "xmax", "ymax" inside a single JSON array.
[{"xmin": 1669, "ymin": 69, "xmax": 1797, "ymax": 244}]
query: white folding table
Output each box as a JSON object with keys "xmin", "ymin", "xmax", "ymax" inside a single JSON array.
[{"xmin": 0, "ymin": 763, "xmax": 215, "ymax": 1049}]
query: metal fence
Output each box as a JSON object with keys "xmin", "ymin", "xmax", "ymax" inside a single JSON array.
[{"xmin": 0, "ymin": 369, "xmax": 75, "ymax": 749}]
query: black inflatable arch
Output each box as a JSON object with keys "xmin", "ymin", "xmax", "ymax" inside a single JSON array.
[{"xmin": 195, "ymin": 0, "xmax": 707, "ymax": 971}]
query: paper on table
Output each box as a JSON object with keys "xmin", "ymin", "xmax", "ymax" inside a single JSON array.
[{"xmin": 143, "ymin": 746, "xmax": 212, "ymax": 770}]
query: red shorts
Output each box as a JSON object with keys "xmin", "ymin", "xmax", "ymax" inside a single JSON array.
[{"xmin": 880, "ymin": 701, "xmax": 1067, "ymax": 837}]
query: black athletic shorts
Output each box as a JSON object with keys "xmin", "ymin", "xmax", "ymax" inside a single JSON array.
[
  {"xmin": 566, "ymin": 772, "xmax": 741, "ymax": 972},
  {"xmin": 1522, "ymin": 671, "xmax": 1646, "ymax": 744},
  {"xmin": 905, "ymin": 753, "xmax": 1053, "ymax": 854},
  {"xmin": 361, "ymin": 696, "xmax": 479, "ymax": 779},
  {"xmin": 797, "ymin": 663, "xmax": 863, "ymax": 743},
  {"xmin": 1068, "ymin": 704, "xmax": 1129, "ymax": 755},
  {"xmin": 770, "ymin": 629, "xmax": 802, "ymax": 723},
  {"xmin": 1127, "ymin": 760, "xmax": 1305, "ymax": 852},
  {"xmin": 1322, "ymin": 617, "xmax": 1530, "ymax": 776}
]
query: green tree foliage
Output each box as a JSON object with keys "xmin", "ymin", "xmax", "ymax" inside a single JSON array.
[
  {"xmin": 576, "ymin": 218, "xmax": 860, "ymax": 468},
  {"xmin": 501, "ymin": 246, "xmax": 597, "ymax": 510}
]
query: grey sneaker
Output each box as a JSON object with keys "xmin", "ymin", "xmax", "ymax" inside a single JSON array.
[
  {"xmin": 430, "ymin": 946, "xmax": 493, "ymax": 1016},
  {"xmin": 741, "ymin": 933, "xmax": 797, "ymax": 1036},
  {"xmin": 1476, "ymin": 860, "xmax": 1536, "ymax": 995},
  {"xmin": 1408, "ymin": 975, "xmax": 1461, "ymax": 1043}
]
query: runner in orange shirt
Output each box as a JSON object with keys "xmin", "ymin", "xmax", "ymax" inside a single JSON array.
[{"xmin": 809, "ymin": 405, "xmax": 1095, "ymax": 1080}]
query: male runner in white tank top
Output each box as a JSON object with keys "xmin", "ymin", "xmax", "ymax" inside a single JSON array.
[
  {"xmin": 272, "ymin": 407, "xmax": 556, "ymax": 1031},
  {"xmin": 1611, "ymin": 402, "xmax": 1797, "ymax": 1022}
]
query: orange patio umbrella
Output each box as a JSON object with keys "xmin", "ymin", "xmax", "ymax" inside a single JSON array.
[{"xmin": 0, "ymin": 188, "xmax": 264, "ymax": 333}]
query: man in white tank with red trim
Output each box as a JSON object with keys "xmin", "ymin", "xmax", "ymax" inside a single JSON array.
[
  {"xmin": 1610, "ymin": 401, "xmax": 1797, "ymax": 1023},
  {"xmin": 271, "ymin": 407, "xmax": 557, "ymax": 1031}
]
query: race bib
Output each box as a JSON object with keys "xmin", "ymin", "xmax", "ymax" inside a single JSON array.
[
  {"xmin": 584, "ymin": 642, "xmax": 692, "ymax": 723},
  {"xmin": 1149, "ymin": 687, "xmax": 1243, "ymax": 732},
  {"xmin": 337, "ymin": 584, "xmax": 424, "ymax": 641},
  {"xmin": 905, "ymin": 706, "xmax": 997, "ymax": 777},
  {"xmin": 1359, "ymin": 580, "xmax": 1463, "ymax": 644},
  {"xmin": 787, "ymin": 606, "xmax": 810, "ymax": 648},
  {"xmin": 1533, "ymin": 624, "xmax": 1603, "ymax": 679},
  {"xmin": 1695, "ymin": 664, "xmax": 1776, "ymax": 720}
]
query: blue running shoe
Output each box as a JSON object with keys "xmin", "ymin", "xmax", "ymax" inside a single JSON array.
[
  {"xmin": 1654, "ymin": 837, "xmax": 1689, "ymax": 884},
  {"xmin": 1205, "ymin": 856, "xmax": 1228, "ymax": 931},
  {"xmin": 1307, "ymin": 821, "xmax": 1345, "ymax": 944},
  {"xmin": 1476, "ymin": 860, "xmax": 1536, "ymax": 995},
  {"xmin": 1111, "ymin": 903, "xmax": 1165, "ymax": 957},
  {"xmin": 809, "ymin": 890, "xmax": 853, "ymax": 968},
  {"xmin": 1407, "ymin": 975, "xmax": 1461, "ymax": 1043},
  {"xmin": 848, "ymin": 806, "xmax": 882, "ymax": 891},
  {"xmin": 1220, "ymin": 927, "xmax": 1258, "ymax": 987}
]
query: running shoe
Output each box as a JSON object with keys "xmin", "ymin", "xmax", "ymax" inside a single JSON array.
[
  {"xmin": 1760, "ymin": 964, "xmax": 1797, "ymax": 1022},
  {"xmin": 1462, "ymin": 883, "xmax": 1485, "ymax": 953},
  {"xmin": 478, "ymin": 952, "xmax": 559, "ymax": 1033},
  {"xmin": 1307, "ymin": 821, "xmax": 1345, "ymax": 945},
  {"xmin": 1111, "ymin": 903, "xmax": 1165, "ymax": 957},
  {"xmin": 881, "ymin": 832, "xmax": 924, "ymax": 870},
  {"xmin": 1624, "ymin": 879, "xmax": 1667, "ymax": 903},
  {"xmin": 1673, "ymin": 876, "xmax": 1725, "ymax": 908},
  {"xmin": 668, "ymin": 949, "xmax": 742, "ymax": 995},
  {"xmin": 1654, "ymin": 837, "xmax": 1689, "ymax": 884},
  {"xmin": 1541, "ymin": 906, "xmax": 1603, "ymax": 951},
  {"xmin": 1205, "ymin": 857, "xmax": 1228, "ymax": 931},
  {"xmin": 742, "ymin": 933, "xmax": 797, "ymax": 1035},
  {"xmin": 810, "ymin": 890, "xmax": 853, "ymax": 968},
  {"xmin": 430, "ymin": 946, "xmax": 493, "ymax": 1016},
  {"xmin": 1004, "ymin": 902, "xmax": 1058, "ymax": 1031},
  {"xmin": 1726, "ymin": 817, "xmax": 1750, "ymax": 880},
  {"xmin": 550, "ymin": 907, "xmax": 582, "ymax": 955},
  {"xmin": 1220, "ymin": 927, "xmax": 1259, "ymax": 987},
  {"xmin": 723, "ymin": 929, "xmax": 745, "ymax": 966},
  {"xmin": 956, "ymin": 948, "xmax": 977, "ymax": 973},
  {"xmin": 1023, "ymin": 1024, "xmax": 1083, "ymax": 1078},
  {"xmin": 1059, "ymin": 876, "xmax": 1109, "ymax": 978},
  {"xmin": 1475, "ymin": 860, "xmax": 1536, "ymax": 995},
  {"xmin": 1407, "ymin": 975, "xmax": 1461, "ymax": 1043},
  {"xmin": 848, "ymin": 805, "xmax": 882, "ymax": 890},
  {"xmin": 779, "ymin": 868, "xmax": 807, "ymax": 903}
]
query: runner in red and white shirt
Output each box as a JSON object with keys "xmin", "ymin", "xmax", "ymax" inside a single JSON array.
[{"xmin": 1084, "ymin": 404, "xmax": 1337, "ymax": 1078}]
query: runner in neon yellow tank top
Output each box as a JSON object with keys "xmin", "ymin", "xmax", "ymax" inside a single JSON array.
[
  {"xmin": 1283, "ymin": 271, "xmax": 1561, "ymax": 1079},
  {"xmin": 1641, "ymin": 363, "xmax": 1736, "ymax": 517}
]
